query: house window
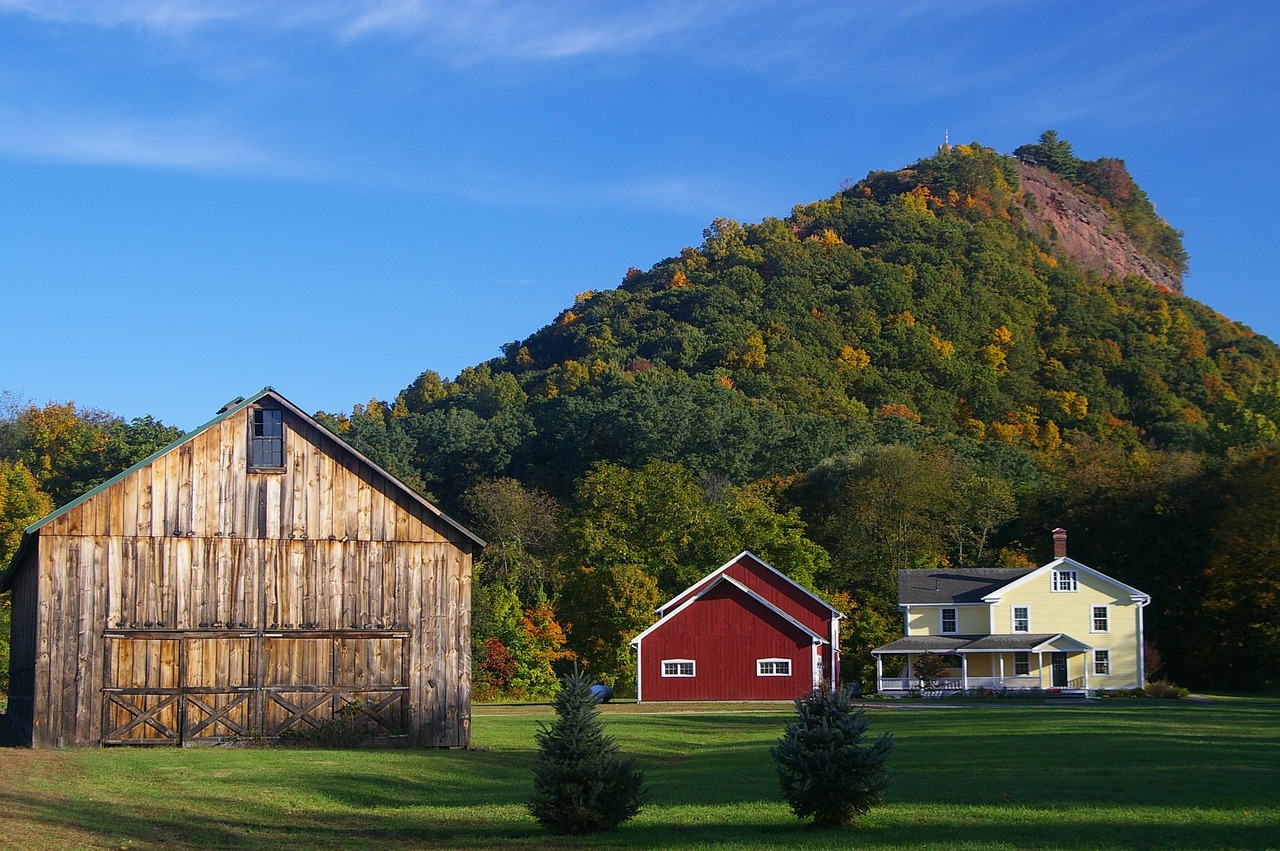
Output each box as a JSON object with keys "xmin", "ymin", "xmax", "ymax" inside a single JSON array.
[
  {"xmin": 662, "ymin": 659, "xmax": 695, "ymax": 677},
  {"xmin": 1052, "ymin": 570, "xmax": 1078, "ymax": 592},
  {"xmin": 1014, "ymin": 652, "xmax": 1030, "ymax": 676},
  {"xmin": 250, "ymin": 409, "xmax": 284, "ymax": 469},
  {"xmin": 757, "ymin": 659, "xmax": 791, "ymax": 676},
  {"xmin": 1093, "ymin": 650, "xmax": 1110, "ymax": 676},
  {"xmin": 941, "ymin": 608, "xmax": 957, "ymax": 634},
  {"xmin": 1012, "ymin": 606, "xmax": 1030, "ymax": 633},
  {"xmin": 1092, "ymin": 606, "xmax": 1110, "ymax": 632}
]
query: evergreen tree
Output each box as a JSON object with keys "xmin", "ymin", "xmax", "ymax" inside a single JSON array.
[
  {"xmin": 771, "ymin": 687, "xmax": 893, "ymax": 827},
  {"xmin": 528, "ymin": 669, "xmax": 647, "ymax": 835}
]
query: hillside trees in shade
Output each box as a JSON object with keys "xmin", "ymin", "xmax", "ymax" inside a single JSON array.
[
  {"xmin": 0, "ymin": 459, "xmax": 54, "ymax": 693},
  {"xmin": 462, "ymin": 477, "xmax": 571, "ymax": 700},
  {"xmin": 794, "ymin": 445, "xmax": 1020, "ymax": 610},
  {"xmin": 1190, "ymin": 448, "xmax": 1280, "ymax": 688}
]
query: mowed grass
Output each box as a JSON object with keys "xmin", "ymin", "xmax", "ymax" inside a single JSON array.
[{"xmin": 1, "ymin": 697, "xmax": 1277, "ymax": 850}]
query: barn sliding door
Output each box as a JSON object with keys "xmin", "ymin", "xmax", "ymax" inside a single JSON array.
[
  {"xmin": 102, "ymin": 633, "xmax": 407, "ymax": 744},
  {"xmin": 261, "ymin": 636, "xmax": 408, "ymax": 739}
]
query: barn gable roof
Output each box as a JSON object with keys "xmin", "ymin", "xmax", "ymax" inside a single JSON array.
[
  {"xmin": 656, "ymin": 551, "xmax": 842, "ymax": 619},
  {"xmin": 2, "ymin": 387, "xmax": 484, "ymax": 589},
  {"xmin": 630, "ymin": 572, "xmax": 827, "ymax": 647}
]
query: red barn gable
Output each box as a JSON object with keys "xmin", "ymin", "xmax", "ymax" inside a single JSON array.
[{"xmin": 630, "ymin": 552, "xmax": 843, "ymax": 701}]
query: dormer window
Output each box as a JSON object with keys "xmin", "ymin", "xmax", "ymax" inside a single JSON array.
[
  {"xmin": 1052, "ymin": 570, "xmax": 1078, "ymax": 592},
  {"xmin": 250, "ymin": 408, "xmax": 284, "ymax": 469}
]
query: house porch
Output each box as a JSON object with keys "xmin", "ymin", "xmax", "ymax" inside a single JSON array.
[{"xmin": 871, "ymin": 633, "xmax": 1095, "ymax": 696}]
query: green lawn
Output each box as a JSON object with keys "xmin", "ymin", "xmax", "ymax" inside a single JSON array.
[{"xmin": 1, "ymin": 697, "xmax": 1277, "ymax": 849}]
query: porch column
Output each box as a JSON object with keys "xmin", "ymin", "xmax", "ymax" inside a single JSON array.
[
  {"xmin": 998, "ymin": 654, "xmax": 1005, "ymax": 687},
  {"xmin": 1084, "ymin": 653, "xmax": 1090, "ymax": 692},
  {"xmin": 1037, "ymin": 651, "xmax": 1044, "ymax": 688},
  {"xmin": 961, "ymin": 655, "xmax": 969, "ymax": 691},
  {"xmin": 875, "ymin": 655, "xmax": 883, "ymax": 693}
]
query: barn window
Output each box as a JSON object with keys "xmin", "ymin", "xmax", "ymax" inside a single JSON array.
[
  {"xmin": 757, "ymin": 658, "xmax": 791, "ymax": 676},
  {"xmin": 250, "ymin": 408, "xmax": 284, "ymax": 469},
  {"xmin": 662, "ymin": 659, "xmax": 695, "ymax": 677}
]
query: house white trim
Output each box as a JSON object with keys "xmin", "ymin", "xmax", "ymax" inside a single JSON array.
[{"xmin": 983, "ymin": 557, "xmax": 1151, "ymax": 605}]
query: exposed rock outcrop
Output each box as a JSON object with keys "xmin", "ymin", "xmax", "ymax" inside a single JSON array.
[{"xmin": 1014, "ymin": 161, "xmax": 1183, "ymax": 294}]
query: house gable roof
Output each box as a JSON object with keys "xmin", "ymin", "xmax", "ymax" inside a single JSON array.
[
  {"xmin": 657, "ymin": 551, "xmax": 842, "ymax": 619},
  {"xmin": 898, "ymin": 568, "xmax": 1036, "ymax": 605},
  {"xmin": 2, "ymin": 387, "xmax": 484, "ymax": 589},
  {"xmin": 631, "ymin": 572, "xmax": 827, "ymax": 647},
  {"xmin": 979, "ymin": 557, "xmax": 1150, "ymax": 604}
]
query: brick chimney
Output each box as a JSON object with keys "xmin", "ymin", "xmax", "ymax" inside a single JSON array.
[{"xmin": 1052, "ymin": 528, "xmax": 1068, "ymax": 559}]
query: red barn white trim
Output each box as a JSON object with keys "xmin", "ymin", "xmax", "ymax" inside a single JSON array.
[{"xmin": 630, "ymin": 552, "xmax": 843, "ymax": 701}]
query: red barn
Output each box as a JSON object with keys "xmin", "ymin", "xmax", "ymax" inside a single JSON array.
[{"xmin": 630, "ymin": 552, "xmax": 842, "ymax": 701}]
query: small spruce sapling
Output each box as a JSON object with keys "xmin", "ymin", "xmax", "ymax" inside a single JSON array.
[
  {"xmin": 528, "ymin": 669, "xmax": 647, "ymax": 834},
  {"xmin": 771, "ymin": 686, "xmax": 893, "ymax": 827}
]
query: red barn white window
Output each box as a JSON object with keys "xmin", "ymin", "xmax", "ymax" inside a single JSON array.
[
  {"xmin": 757, "ymin": 659, "xmax": 791, "ymax": 676},
  {"xmin": 661, "ymin": 659, "xmax": 695, "ymax": 677}
]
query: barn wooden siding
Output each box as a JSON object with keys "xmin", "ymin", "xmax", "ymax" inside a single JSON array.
[{"xmin": 11, "ymin": 396, "xmax": 474, "ymax": 748}]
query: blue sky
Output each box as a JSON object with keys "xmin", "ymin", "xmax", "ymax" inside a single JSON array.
[{"xmin": 2, "ymin": 0, "xmax": 1277, "ymax": 429}]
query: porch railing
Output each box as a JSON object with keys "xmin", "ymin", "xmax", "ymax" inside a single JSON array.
[{"xmin": 878, "ymin": 675, "xmax": 1042, "ymax": 694}]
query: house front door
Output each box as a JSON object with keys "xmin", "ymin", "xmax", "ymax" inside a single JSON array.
[{"xmin": 1051, "ymin": 652, "xmax": 1068, "ymax": 688}]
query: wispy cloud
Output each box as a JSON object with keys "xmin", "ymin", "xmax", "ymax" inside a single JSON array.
[
  {"xmin": 0, "ymin": 0, "xmax": 748, "ymax": 61},
  {"xmin": 0, "ymin": 107, "xmax": 297, "ymax": 175}
]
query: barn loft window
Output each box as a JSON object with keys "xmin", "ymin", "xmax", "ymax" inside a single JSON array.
[
  {"xmin": 757, "ymin": 659, "xmax": 791, "ymax": 676},
  {"xmin": 250, "ymin": 408, "xmax": 284, "ymax": 469}
]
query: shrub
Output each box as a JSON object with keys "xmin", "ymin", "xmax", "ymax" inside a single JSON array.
[
  {"xmin": 528, "ymin": 669, "xmax": 647, "ymax": 835},
  {"xmin": 1144, "ymin": 680, "xmax": 1190, "ymax": 699},
  {"xmin": 912, "ymin": 653, "xmax": 949, "ymax": 691},
  {"xmin": 771, "ymin": 686, "xmax": 894, "ymax": 827}
]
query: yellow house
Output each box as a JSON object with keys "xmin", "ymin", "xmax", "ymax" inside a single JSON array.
[{"xmin": 872, "ymin": 530, "xmax": 1150, "ymax": 695}]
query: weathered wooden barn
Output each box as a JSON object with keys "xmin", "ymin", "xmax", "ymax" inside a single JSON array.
[
  {"xmin": 1, "ymin": 388, "xmax": 483, "ymax": 748},
  {"xmin": 630, "ymin": 552, "xmax": 843, "ymax": 701}
]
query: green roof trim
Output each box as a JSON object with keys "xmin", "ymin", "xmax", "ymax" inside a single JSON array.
[{"xmin": 20, "ymin": 387, "xmax": 274, "ymax": 537}]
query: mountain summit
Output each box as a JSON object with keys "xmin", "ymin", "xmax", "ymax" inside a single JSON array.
[{"xmin": 332, "ymin": 135, "xmax": 1276, "ymax": 504}]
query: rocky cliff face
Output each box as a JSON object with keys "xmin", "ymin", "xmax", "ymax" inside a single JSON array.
[{"xmin": 1015, "ymin": 161, "xmax": 1183, "ymax": 294}]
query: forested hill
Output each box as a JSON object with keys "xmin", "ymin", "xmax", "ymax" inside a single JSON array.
[
  {"xmin": 330, "ymin": 136, "xmax": 1275, "ymax": 506},
  {"xmin": 310, "ymin": 134, "xmax": 1278, "ymax": 691}
]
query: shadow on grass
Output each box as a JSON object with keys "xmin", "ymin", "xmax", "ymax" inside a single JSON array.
[{"xmin": 8, "ymin": 787, "xmax": 1272, "ymax": 851}]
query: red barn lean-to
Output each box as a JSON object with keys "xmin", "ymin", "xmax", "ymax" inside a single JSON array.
[
  {"xmin": 631, "ymin": 552, "xmax": 843, "ymax": 701},
  {"xmin": 2, "ymin": 388, "xmax": 483, "ymax": 748}
]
